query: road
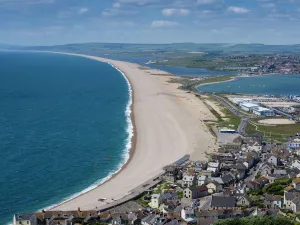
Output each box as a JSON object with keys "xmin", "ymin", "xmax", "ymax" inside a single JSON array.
[{"xmin": 210, "ymin": 94, "xmax": 254, "ymax": 134}]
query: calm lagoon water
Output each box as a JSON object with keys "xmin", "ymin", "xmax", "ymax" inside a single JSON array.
[{"xmin": 198, "ymin": 74, "xmax": 300, "ymax": 96}]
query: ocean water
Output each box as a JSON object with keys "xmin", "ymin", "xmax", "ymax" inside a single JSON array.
[
  {"xmin": 103, "ymin": 55, "xmax": 233, "ymax": 77},
  {"xmin": 0, "ymin": 52, "xmax": 132, "ymax": 224},
  {"xmin": 198, "ymin": 74, "xmax": 300, "ymax": 96}
]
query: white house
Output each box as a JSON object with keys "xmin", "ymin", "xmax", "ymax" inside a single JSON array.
[
  {"xmin": 148, "ymin": 194, "xmax": 161, "ymax": 209},
  {"xmin": 292, "ymin": 160, "xmax": 300, "ymax": 171},
  {"xmin": 267, "ymin": 155, "xmax": 279, "ymax": 167},
  {"xmin": 198, "ymin": 175, "xmax": 208, "ymax": 186},
  {"xmin": 206, "ymin": 181, "xmax": 222, "ymax": 194},
  {"xmin": 181, "ymin": 207, "xmax": 195, "ymax": 222},
  {"xmin": 182, "ymin": 174, "xmax": 194, "ymax": 187}
]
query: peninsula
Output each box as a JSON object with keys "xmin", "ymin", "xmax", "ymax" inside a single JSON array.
[{"xmin": 49, "ymin": 53, "xmax": 218, "ymax": 211}]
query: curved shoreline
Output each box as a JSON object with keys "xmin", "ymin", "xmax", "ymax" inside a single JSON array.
[
  {"xmin": 35, "ymin": 52, "xmax": 138, "ymax": 210},
  {"xmin": 23, "ymin": 51, "xmax": 218, "ymax": 212}
]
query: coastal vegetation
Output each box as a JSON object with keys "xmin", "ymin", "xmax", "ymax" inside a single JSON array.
[{"xmin": 248, "ymin": 178, "xmax": 292, "ymax": 196}]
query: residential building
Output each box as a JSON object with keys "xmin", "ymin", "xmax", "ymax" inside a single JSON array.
[
  {"xmin": 148, "ymin": 194, "xmax": 161, "ymax": 209},
  {"xmin": 265, "ymin": 195, "xmax": 282, "ymax": 209},
  {"xmin": 206, "ymin": 181, "xmax": 222, "ymax": 194},
  {"xmin": 293, "ymin": 178, "xmax": 300, "ymax": 190},
  {"xmin": 184, "ymin": 185, "xmax": 208, "ymax": 199},
  {"xmin": 210, "ymin": 196, "xmax": 236, "ymax": 209},
  {"xmin": 13, "ymin": 213, "xmax": 37, "ymax": 225},
  {"xmin": 182, "ymin": 174, "xmax": 195, "ymax": 187}
]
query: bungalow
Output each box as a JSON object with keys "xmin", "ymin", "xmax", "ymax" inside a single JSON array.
[
  {"xmin": 265, "ymin": 195, "xmax": 282, "ymax": 209},
  {"xmin": 184, "ymin": 185, "xmax": 208, "ymax": 200},
  {"xmin": 206, "ymin": 181, "xmax": 222, "ymax": 194}
]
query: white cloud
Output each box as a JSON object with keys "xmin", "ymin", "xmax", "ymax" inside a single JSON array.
[
  {"xmin": 162, "ymin": 8, "xmax": 190, "ymax": 17},
  {"xmin": 228, "ymin": 6, "xmax": 250, "ymax": 14},
  {"xmin": 78, "ymin": 7, "xmax": 89, "ymax": 15},
  {"xmin": 151, "ymin": 20, "xmax": 179, "ymax": 27}
]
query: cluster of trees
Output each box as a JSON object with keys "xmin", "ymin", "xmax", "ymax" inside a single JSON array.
[
  {"xmin": 214, "ymin": 216, "xmax": 294, "ymax": 225},
  {"xmin": 248, "ymin": 178, "xmax": 292, "ymax": 196}
]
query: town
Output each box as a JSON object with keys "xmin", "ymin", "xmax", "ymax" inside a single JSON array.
[{"xmin": 14, "ymin": 129, "xmax": 300, "ymax": 225}]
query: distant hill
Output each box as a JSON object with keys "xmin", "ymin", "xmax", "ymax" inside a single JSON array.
[{"xmin": 11, "ymin": 43, "xmax": 300, "ymax": 57}]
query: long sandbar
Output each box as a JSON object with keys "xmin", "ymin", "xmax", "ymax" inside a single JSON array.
[{"xmin": 49, "ymin": 53, "xmax": 217, "ymax": 211}]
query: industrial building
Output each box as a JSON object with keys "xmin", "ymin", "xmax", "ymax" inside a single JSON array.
[
  {"xmin": 239, "ymin": 102, "xmax": 260, "ymax": 112},
  {"xmin": 253, "ymin": 107, "xmax": 275, "ymax": 117}
]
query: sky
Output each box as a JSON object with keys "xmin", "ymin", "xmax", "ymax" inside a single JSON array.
[{"xmin": 0, "ymin": 0, "xmax": 300, "ymax": 46}]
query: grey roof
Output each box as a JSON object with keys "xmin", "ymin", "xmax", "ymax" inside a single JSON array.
[
  {"xmin": 211, "ymin": 177, "xmax": 224, "ymax": 185},
  {"xmin": 222, "ymin": 174, "xmax": 235, "ymax": 184},
  {"xmin": 161, "ymin": 192, "xmax": 177, "ymax": 200},
  {"xmin": 273, "ymin": 170, "xmax": 287, "ymax": 175},
  {"xmin": 15, "ymin": 213, "xmax": 35, "ymax": 221},
  {"xmin": 210, "ymin": 196, "xmax": 236, "ymax": 208},
  {"xmin": 285, "ymin": 192, "xmax": 300, "ymax": 201}
]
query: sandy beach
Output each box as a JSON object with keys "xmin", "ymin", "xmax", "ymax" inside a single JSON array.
[{"xmin": 49, "ymin": 53, "xmax": 217, "ymax": 211}]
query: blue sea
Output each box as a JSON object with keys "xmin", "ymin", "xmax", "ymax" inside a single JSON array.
[
  {"xmin": 0, "ymin": 51, "xmax": 132, "ymax": 224},
  {"xmin": 198, "ymin": 74, "xmax": 300, "ymax": 96}
]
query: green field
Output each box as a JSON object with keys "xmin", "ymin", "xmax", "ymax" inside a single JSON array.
[{"xmin": 246, "ymin": 118, "xmax": 300, "ymax": 141}]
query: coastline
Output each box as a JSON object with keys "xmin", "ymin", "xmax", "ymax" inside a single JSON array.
[{"xmin": 29, "ymin": 51, "xmax": 218, "ymax": 211}]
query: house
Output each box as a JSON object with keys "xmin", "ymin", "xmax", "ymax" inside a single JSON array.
[
  {"xmin": 32, "ymin": 209, "xmax": 99, "ymax": 225},
  {"xmin": 161, "ymin": 191, "xmax": 178, "ymax": 203},
  {"xmin": 292, "ymin": 197, "xmax": 300, "ymax": 213},
  {"xmin": 265, "ymin": 195, "xmax": 282, "ymax": 209},
  {"xmin": 284, "ymin": 192, "xmax": 300, "ymax": 209},
  {"xmin": 206, "ymin": 181, "xmax": 222, "ymax": 194},
  {"xmin": 163, "ymin": 166, "xmax": 181, "ymax": 182},
  {"xmin": 247, "ymin": 142, "xmax": 262, "ymax": 153},
  {"xmin": 141, "ymin": 214, "xmax": 166, "ymax": 225},
  {"xmin": 148, "ymin": 194, "xmax": 162, "ymax": 209},
  {"xmin": 236, "ymin": 195, "xmax": 251, "ymax": 207},
  {"xmin": 210, "ymin": 196, "xmax": 236, "ymax": 209},
  {"xmin": 184, "ymin": 185, "xmax": 208, "ymax": 199},
  {"xmin": 198, "ymin": 175, "xmax": 208, "ymax": 186},
  {"xmin": 267, "ymin": 155, "xmax": 279, "ymax": 167},
  {"xmin": 292, "ymin": 160, "xmax": 300, "ymax": 171},
  {"xmin": 182, "ymin": 174, "xmax": 195, "ymax": 187},
  {"xmin": 14, "ymin": 213, "xmax": 37, "ymax": 225},
  {"xmin": 293, "ymin": 178, "xmax": 300, "ymax": 190},
  {"xmin": 253, "ymin": 176, "xmax": 269, "ymax": 188},
  {"xmin": 181, "ymin": 207, "xmax": 195, "ymax": 222},
  {"xmin": 201, "ymin": 170, "xmax": 213, "ymax": 178},
  {"xmin": 260, "ymin": 163, "xmax": 273, "ymax": 176},
  {"xmin": 221, "ymin": 173, "xmax": 235, "ymax": 186}
]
